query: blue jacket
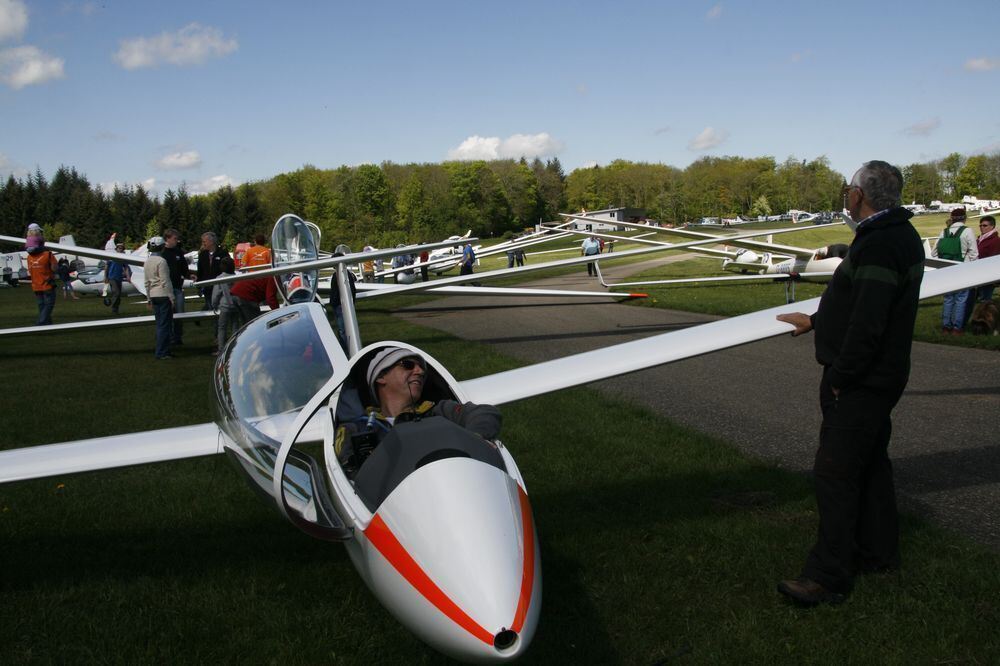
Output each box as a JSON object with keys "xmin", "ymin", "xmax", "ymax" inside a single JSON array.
[{"xmin": 106, "ymin": 260, "xmax": 130, "ymax": 282}]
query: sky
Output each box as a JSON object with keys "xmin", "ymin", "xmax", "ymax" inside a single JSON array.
[{"xmin": 2, "ymin": 0, "xmax": 999, "ymax": 195}]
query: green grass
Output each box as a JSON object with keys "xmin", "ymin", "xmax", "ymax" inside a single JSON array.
[{"xmin": 1, "ymin": 287, "xmax": 999, "ymax": 664}]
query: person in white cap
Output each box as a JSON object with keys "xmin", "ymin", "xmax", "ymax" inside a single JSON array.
[
  {"xmin": 334, "ymin": 346, "xmax": 501, "ymax": 476},
  {"xmin": 144, "ymin": 236, "xmax": 175, "ymax": 359}
]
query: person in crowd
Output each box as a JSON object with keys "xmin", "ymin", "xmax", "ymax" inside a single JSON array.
[
  {"xmin": 361, "ymin": 246, "xmax": 376, "ymax": 282},
  {"xmin": 974, "ymin": 215, "xmax": 999, "ymax": 302},
  {"xmin": 419, "ymin": 246, "xmax": 430, "ymax": 282},
  {"xmin": 162, "ymin": 229, "xmax": 191, "ymax": 346},
  {"xmin": 327, "ymin": 249, "xmax": 358, "ymax": 350},
  {"xmin": 775, "ymin": 160, "xmax": 924, "ymax": 606},
  {"xmin": 104, "ymin": 242, "xmax": 131, "ymax": 314},
  {"xmin": 230, "ymin": 274, "xmax": 280, "ymax": 324},
  {"xmin": 143, "ymin": 236, "xmax": 175, "ymax": 360},
  {"xmin": 211, "ymin": 257, "xmax": 238, "ymax": 355},
  {"xmin": 57, "ymin": 257, "xmax": 79, "ymax": 300},
  {"xmin": 581, "ymin": 235, "xmax": 600, "ymax": 276},
  {"xmin": 932, "ymin": 208, "xmax": 978, "ymax": 334},
  {"xmin": 26, "ymin": 234, "xmax": 58, "ymax": 325},
  {"xmin": 243, "ymin": 234, "xmax": 272, "ymax": 267},
  {"xmin": 334, "ymin": 346, "xmax": 501, "ymax": 478},
  {"xmin": 196, "ymin": 231, "xmax": 231, "ymax": 309},
  {"xmin": 460, "ymin": 243, "xmax": 476, "ymax": 275}
]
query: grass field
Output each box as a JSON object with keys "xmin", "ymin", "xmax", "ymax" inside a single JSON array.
[{"xmin": 1, "ymin": 283, "xmax": 999, "ymax": 664}]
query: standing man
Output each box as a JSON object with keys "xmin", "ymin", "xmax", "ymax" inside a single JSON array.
[
  {"xmin": 144, "ymin": 236, "xmax": 175, "ymax": 360},
  {"xmin": 581, "ymin": 235, "xmax": 600, "ymax": 276},
  {"xmin": 243, "ymin": 234, "xmax": 272, "ymax": 267},
  {"xmin": 25, "ymin": 235, "xmax": 58, "ymax": 325},
  {"xmin": 775, "ymin": 161, "xmax": 924, "ymax": 606},
  {"xmin": 104, "ymin": 242, "xmax": 132, "ymax": 314},
  {"xmin": 419, "ymin": 246, "xmax": 430, "ymax": 282},
  {"xmin": 932, "ymin": 208, "xmax": 978, "ymax": 334},
  {"xmin": 974, "ymin": 215, "xmax": 999, "ymax": 302},
  {"xmin": 162, "ymin": 229, "xmax": 191, "ymax": 346},
  {"xmin": 460, "ymin": 243, "xmax": 476, "ymax": 276},
  {"xmin": 196, "ymin": 231, "xmax": 231, "ymax": 310}
]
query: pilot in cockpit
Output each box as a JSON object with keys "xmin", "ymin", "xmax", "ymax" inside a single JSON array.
[{"xmin": 335, "ymin": 346, "xmax": 501, "ymax": 478}]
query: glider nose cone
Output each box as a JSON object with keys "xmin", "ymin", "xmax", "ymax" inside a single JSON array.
[{"xmin": 363, "ymin": 458, "xmax": 541, "ymax": 662}]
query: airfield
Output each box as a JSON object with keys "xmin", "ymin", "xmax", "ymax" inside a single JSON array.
[{"xmin": 2, "ymin": 222, "xmax": 999, "ymax": 663}]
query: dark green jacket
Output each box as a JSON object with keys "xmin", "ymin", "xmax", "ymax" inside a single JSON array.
[{"xmin": 810, "ymin": 207, "xmax": 924, "ymax": 390}]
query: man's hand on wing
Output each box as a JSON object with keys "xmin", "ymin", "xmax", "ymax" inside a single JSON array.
[{"xmin": 776, "ymin": 312, "xmax": 813, "ymax": 337}]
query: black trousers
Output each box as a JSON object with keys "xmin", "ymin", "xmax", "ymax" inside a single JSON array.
[{"xmin": 801, "ymin": 369, "xmax": 905, "ymax": 593}]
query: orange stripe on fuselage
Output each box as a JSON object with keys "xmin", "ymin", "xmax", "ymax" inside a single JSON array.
[
  {"xmin": 364, "ymin": 514, "xmax": 494, "ymax": 646},
  {"xmin": 510, "ymin": 486, "xmax": 535, "ymax": 633}
]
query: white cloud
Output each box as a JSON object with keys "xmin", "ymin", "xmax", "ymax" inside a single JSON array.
[
  {"xmin": 965, "ymin": 57, "xmax": 998, "ymax": 72},
  {"xmin": 188, "ymin": 174, "xmax": 235, "ymax": 194},
  {"xmin": 903, "ymin": 117, "xmax": 941, "ymax": 137},
  {"xmin": 447, "ymin": 132, "xmax": 564, "ymax": 160},
  {"xmin": 0, "ymin": 0, "xmax": 28, "ymax": 43},
  {"xmin": 155, "ymin": 150, "xmax": 202, "ymax": 170},
  {"xmin": 790, "ymin": 50, "xmax": 811, "ymax": 63},
  {"xmin": 0, "ymin": 45, "xmax": 64, "ymax": 88},
  {"xmin": 706, "ymin": 4, "xmax": 723, "ymax": 20},
  {"xmin": 653, "ymin": 125, "xmax": 671, "ymax": 136},
  {"xmin": 576, "ymin": 83, "xmax": 588, "ymax": 95},
  {"xmin": 688, "ymin": 126, "xmax": 729, "ymax": 151},
  {"xmin": 114, "ymin": 23, "xmax": 238, "ymax": 70}
]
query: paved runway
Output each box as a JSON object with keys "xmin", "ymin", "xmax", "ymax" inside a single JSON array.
[{"xmin": 398, "ymin": 261, "xmax": 1000, "ymax": 550}]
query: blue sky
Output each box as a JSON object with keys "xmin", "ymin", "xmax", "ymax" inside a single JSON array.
[{"xmin": 2, "ymin": 0, "xmax": 999, "ymax": 195}]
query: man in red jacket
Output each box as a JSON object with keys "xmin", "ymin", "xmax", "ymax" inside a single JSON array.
[{"xmin": 230, "ymin": 275, "xmax": 280, "ymax": 324}]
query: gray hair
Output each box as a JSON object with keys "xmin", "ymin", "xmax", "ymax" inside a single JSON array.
[
  {"xmin": 201, "ymin": 231, "xmax": 218, "ymax": 244},
  {"xmin": 850, "ymin": 160, "xmax": 903, "ymax": 211}
]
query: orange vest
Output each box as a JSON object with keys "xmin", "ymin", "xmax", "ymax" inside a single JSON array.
[{"xmin": 27, "ymin": 251, "xmax": 57, "ymax": 292}]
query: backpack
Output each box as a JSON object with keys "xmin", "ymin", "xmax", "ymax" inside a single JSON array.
[{"xmin": 937, "ymin": 226, "xmax": 965, "ymax": 261}]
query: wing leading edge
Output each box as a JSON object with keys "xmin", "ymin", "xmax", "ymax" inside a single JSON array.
[{"xmin": 0, "ymin": 423, "xmax": 222, "ymax": 484}]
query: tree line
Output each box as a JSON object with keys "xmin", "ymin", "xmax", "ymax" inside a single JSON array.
[{"xmin": 2, "ymin": 152, "xmax": 997, "ymax": 253}]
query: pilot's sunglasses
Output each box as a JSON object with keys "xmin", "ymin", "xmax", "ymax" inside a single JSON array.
[{"xmin": 395, "ymin": 357, "xmax": 426, "ymax": 371}]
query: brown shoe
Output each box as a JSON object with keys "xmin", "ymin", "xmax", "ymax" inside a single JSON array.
[{"xmin": 777, "ymin": 577, "xmax": 846, "ymax": 606}]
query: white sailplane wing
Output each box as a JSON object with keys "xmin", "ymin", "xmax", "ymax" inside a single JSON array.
[
  {"xmin": 354, "ymin": 282, "xmax": 646, "ymax": 299},
  {"xmin": 595, "ymin": 262, "xmax": 835, "ymax": 288},
  {"xmin": 0, "ymin": 423, "xmax": 223, "ymax": 484},
  {"xmin": 0, "ymin": 310, "xmax": 217, "ymax": 337},
  {"xmin": 460, "ymin": 256, "xmax": 1000, "ymax": 406},
  {"xmin": 0, "ymin": 234, "xmax": 148, "ymax": 266}
]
